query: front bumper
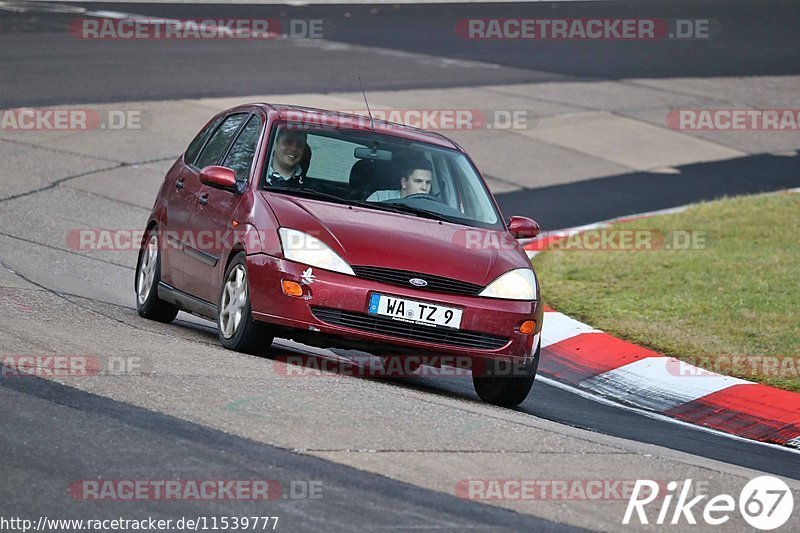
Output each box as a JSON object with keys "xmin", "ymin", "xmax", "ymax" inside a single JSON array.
[{"xmin": 246, "ymin": 254, "xmax": 542, "ymax": 361}]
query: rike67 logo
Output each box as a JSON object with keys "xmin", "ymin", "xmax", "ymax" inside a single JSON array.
[{"xmin": 623, "ymin": 476, "xmax": 794, "ymax": 530}]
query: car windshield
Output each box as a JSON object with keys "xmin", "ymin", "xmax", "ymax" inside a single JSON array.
[{"xmin": 262, "ymin": 124, "xmax": 503, "ymax": 230}]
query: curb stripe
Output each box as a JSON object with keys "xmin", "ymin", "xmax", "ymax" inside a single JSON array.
[
  {"xmin": 539, "ymin": 307, "xmax": 800, "ymax": 445},
  {"xmin": 531, "ymin": 188, "xmax": 800, "ymax": 446},
  {"xmin": 540, "ymin": 312, "xmax": 601, "ymax": 348},
  {"xmin": 540, "ymin": 332, "xmax": 659, "ymax": 383},
  {"xmin": 665, "ymin": 384, "xmax": 800, "ymax": 445},
  {"xmin": 579, "ymin": 357, "xmax": 751, "ymax": 412}
]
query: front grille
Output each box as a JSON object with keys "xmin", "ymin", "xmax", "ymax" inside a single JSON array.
[
  {"xmin": 352, "ymin": 266, "xmax": 483, "ymax": 296},
  {"xmin": 312, "ymin": 307, "xmax": 508, "ymax": 350}
]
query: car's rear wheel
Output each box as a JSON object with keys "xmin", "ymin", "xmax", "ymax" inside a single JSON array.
[
  {"xmin": 218, "ymin": 252, "xmax": 273, "ymax": 354},
  {"xmin": 135, "ymin": 229, "xmax": 179, "ymax": 323},
  {"xmin": 472, "ymin": 343, "xmax": 540, "ymax": 407}
]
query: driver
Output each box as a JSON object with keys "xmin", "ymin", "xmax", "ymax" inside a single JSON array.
[
  {"xmin": 267, "ymin": 130, "xmax": 307, "ymax": 186},
  {"xmin": 367, "ymin": 158, "xmax": 432, "ymax": 202}
]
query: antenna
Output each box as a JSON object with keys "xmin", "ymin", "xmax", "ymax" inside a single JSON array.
[{"xmin": 358, "ymin": 76, "xmax": 375, "ymax": 131}]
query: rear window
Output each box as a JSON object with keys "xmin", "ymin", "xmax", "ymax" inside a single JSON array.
[
  {"xmin": 194, "ymin": 113, "xmax": 248, "ymax": 169},
  {"xmin": 223, "ymin": 115, "xmax": 263, "ymax": 181},
  {"xmin": 184, "ymin": 116, "xmax": 222, "ymax": 166}
]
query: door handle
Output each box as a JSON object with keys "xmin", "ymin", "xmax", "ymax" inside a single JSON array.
[
  {"xmin": 175, "ymin": 178, "xmax": 184, "ymax": 190},
  {"xmin": 198, "ymin": 193, "xmax": 209, "ymax": 206}
]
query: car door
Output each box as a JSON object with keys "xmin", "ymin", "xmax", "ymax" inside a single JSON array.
[
  {"xmin": 158, "ymin": 115, "xmax": 222, "ymax": 289},
  {"xmin": 184, "ymin": 113, "xmax": 263, "ymax": 303},
  {"xmin": 175, "ymin": 113, "xmax": 248, "ymax": 296}
]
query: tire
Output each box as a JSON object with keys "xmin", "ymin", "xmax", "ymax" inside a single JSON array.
[
  {"xmin": 218, "ymin": 252, "xmax": 273, "ymax": 354},
  {"xmin": 472, "ymin": 343, "xmax": 540, "ymax": 407},
  {"xmin": 135, "ymin": 228, "xmax": 179, "ymax": 323}
]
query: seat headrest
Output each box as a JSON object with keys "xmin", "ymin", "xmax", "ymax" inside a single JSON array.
[
  {"xmin": 348, "ymin": 159, "xmax": 403, "ymax": 200},
  {"xmin": 300, "ymin": 144, "xmax": 312, "ymax": 175},
  {"xmin": 349, "ymin": 158, "xmax": 375, "ymax": 189}
]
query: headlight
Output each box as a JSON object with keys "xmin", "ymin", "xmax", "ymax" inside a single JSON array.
[
  {"xmin": 279, "ymin": 228, "xmax": 355, "ymax": 276},
  {"xmin": 479, "ymin": 268, "xmax": 537, "ymax": 300}
]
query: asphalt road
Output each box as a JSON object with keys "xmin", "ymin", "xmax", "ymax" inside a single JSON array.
[
  {"xmin": 496, "ymin": 152, "xmax": 800, "ymax": 229},
  {"xmin": 0, "ymin": 375, "xmax": 578, "ymax": 532},
  {"xmin": 2, "ymin": 1, "xmax": 799, "ymax": 106},
  {"xmin": 1, "ymin": 1, "xmax": 799, "ymax": 531}
]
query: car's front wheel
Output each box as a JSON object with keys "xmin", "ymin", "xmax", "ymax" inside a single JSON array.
[
  {"xmin": 472, "ymin": 343, "xmax": 540, "ymax": 407},
  {"xmin": 135, "ymin": 229, "xmax": 179, "ymax": 323},
  {"xmin": 218, "ymin": 252, "xmax": 273, "ymax": 354}
]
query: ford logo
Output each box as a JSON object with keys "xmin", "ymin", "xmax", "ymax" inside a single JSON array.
[{"xmin": 409, "ymin": 278, "xmax": 428, "ymax": 287}]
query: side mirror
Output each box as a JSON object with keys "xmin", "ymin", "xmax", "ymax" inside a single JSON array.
[
  {"xmin": 199, "ymin": 166, "xmax": 236, "ymax": 190},
  {"xmin": 508, "ymin": 216, "xmax": 540, "ymax": 239}
]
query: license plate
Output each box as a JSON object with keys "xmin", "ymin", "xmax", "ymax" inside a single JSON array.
[{"xmin": 368, "ymin": 293, "xmax": 463, "ymax": 329}]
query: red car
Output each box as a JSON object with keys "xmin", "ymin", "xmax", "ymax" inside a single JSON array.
[{"xmin": 135, "ymin": 104, "xmax": 543, "ymax": 406}]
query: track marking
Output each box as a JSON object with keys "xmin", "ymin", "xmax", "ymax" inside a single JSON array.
[
  {"xmin": 581, "ymin": 357, "xmax": 751, "ymax": 412},
  {"xmin": 539, "ymin": 375, "xmax": 800, "ymax": 456}
]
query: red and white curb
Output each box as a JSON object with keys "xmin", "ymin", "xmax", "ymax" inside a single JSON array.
[
  {"xmin": 537, "ymin": 309, "xmax": 800, "ymax": 447},
  {"xmin": 526, "ymin": 189, "xmax": 800, "ymax": 448}
]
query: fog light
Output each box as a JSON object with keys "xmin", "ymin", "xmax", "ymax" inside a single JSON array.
[
  {"xmin": 518, "ymin": 320, "xmax": 536, "ymax": 335},
  {"xmin": 282, "ymin": 280, "xmax": 304, "ymax": 297}
]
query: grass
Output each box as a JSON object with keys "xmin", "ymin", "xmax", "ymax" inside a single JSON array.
[{"xmin": 532, "ymin": 191, "xmax": 800, "ymax": 391}]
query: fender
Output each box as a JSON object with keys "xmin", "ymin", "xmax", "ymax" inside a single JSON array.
[{"xmin": 238, "ymin": 222, "xmax": 282, "ymax": 256}]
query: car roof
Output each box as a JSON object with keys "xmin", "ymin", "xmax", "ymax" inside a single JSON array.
[{"xmin": 243, "ymin": 103, "xmax": 463, "ymax": 151}]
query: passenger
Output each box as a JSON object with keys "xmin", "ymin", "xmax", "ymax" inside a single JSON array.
[
  {"xmin": 367, "ymin": 158, "xmax": 433, "ymax": 202},
  {"xmin": 267, "ymin": 130, "xmax": 307, "ymax": 186}
]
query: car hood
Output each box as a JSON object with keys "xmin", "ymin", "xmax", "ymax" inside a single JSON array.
[{"xmin": 262, "ymin": 192, "xmax": 531, "ymax": 286}]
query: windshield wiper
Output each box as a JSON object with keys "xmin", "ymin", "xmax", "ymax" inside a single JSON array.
[
  {"xmin": 265, "ymin": 187, "xmax": 458, "ymax": 222},
  {"xmin": 266, "ymin": 187, "xmax": 359, "ymax": 206},
  {"xmin": 382, "ymin": 202, "xmax": 455, "ymax": 223},
  {"xmin": 266, "ymin": 187, "xmax": 422, "ymax": 216}
]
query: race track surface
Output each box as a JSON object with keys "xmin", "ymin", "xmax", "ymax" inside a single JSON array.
[{"xmin": 1, "ymin": 1, "xmax": 799, "ymax": 531}]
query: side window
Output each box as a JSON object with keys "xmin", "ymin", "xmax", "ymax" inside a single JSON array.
[
  {"xmin": 449, "ymin": 156, "xmax": 498, "ymax": 224},
  {"xmin": 184, "ymin": 116, "xmax": 222, "ymax": 166},
  {"xmin": 194, "ymin": 114, "xmax": 247, "ymax": 169},
  {"xmin": 431, "ymin": 152, "xmax": 457, "ymax": 209},
  {"xmin": 222, "ymin": 115, "xmax": 263, "ymax": 181}
]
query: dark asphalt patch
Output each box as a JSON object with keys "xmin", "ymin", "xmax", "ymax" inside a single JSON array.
[
  {"xmin": 0, "ymin": 369, "xmax": 581, "ymax": 532},
  {"xmin": 495, "ymin": 152, "xmax": 800, "ymax": 230}
]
